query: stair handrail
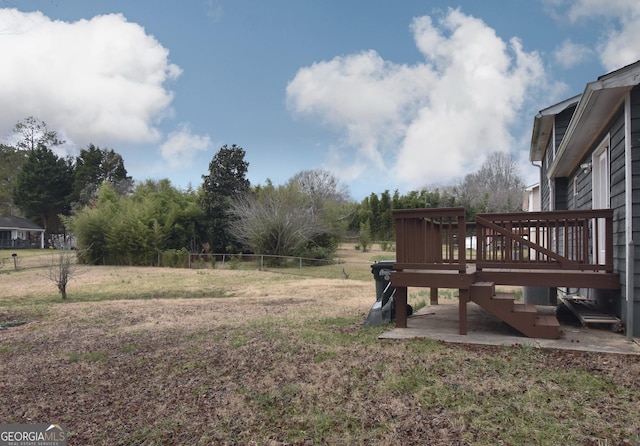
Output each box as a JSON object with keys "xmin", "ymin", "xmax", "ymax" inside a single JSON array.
[{"xmin": 475, "ymin": 209, "xmax": 613, "ymax": 272}]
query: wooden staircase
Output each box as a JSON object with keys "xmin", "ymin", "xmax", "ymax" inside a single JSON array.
[{"xmin": 469, "ymin": 282, "xmax": 561, "ymax": 339}]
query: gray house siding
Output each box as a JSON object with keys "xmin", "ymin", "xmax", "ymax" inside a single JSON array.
[
  {"xmin": 554, "ymin": 177, "xmax": 569, "ymax": 210},
  {"xmin": 607, "ymin": 108, "xmax": 627, "ymax": 317},
  {"xmin": 553, "ymin": 107, "xmax": 576, "ymax": 212},
  {"xmin": 539, "ymin": 105, "xmax": 576, "ymax": 212},
  {"xmin": 552, "ymin": 87, "xmax": 640, "ymax": 328},
  {"xmin": 568, "ymin": 162, "xmax": 591, "ymax": 210},
  {"xmin": 531, "ymin": 62, "xmax": 640, "ymax": 337},
  {"xmin": 554, "ymin": 106, "xmax": 575, "ymax": 152},
  {"xmin": 629, "ymin": 87, "xmax": 640, "ymax": 331}
]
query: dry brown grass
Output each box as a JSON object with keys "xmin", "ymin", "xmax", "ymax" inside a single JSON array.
[{"xmin": 1, "ymin": 246, "xmax": 639, "ymax": 445}]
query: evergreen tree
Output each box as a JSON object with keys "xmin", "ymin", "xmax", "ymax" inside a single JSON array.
[
  {"xmin": 368, "ymin": 193, "xmax": 381, "ymax": 240},
  {"xmin": 72, "ymin": 144, "xmax": 131, "ymax": 207},
  {"xmin": 358, "ymin": 221, "xmax": 372, "ymax": 252},
  {"xmin": 9, "ymin": 117, "xmax": 71, "ymax": 238},
  {"xmin": 392, "ymin": 189, "xmax": 401, "ymax": 210},
  {"xmin": 0, "ymin": 145, "xmax": 27, "ymax": 216},
  {"xmin": 12, "ymin": 146, "xmax": 73, "ymax": 239},
  {"xmin": 379, "ymin": 190, "xmax": 393, "ymax": 240},
  {"xmin": 200, "ymin": 144, "xmax": 250, "ymax": 253}
]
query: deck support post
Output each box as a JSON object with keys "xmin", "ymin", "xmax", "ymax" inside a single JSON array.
[
  {"xmin": 430, "ymin": 287, "xmax": 438, "ymax": 305},
  {"xmin": 395, "ymin": 286, "xmax": 408, "ymax": 328},
  {"xmin": 459, "ymin": 288, "xmax": 469, "ymax": 335}
]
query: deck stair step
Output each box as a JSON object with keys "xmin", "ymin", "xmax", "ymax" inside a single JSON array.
[{"xmin": 469, "ymin": 281, "xmax": 561, "ymax": 339}]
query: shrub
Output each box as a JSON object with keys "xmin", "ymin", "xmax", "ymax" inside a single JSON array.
[
  {"xmin": 299, "ymin": 246, "xmax": 334, "ymax": 262},
  {"xmin": 161, "ymin": 248, "xmax": 189, "ymax": 268}
]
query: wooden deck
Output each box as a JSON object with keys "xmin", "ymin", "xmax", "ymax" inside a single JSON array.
[
  {"xmin": 390, "ymin": 208, "xmax": 621, "ymax": 339},
  {"xmin": 391, "ymin": 265, "xmax": 620, "ymax": 290}
]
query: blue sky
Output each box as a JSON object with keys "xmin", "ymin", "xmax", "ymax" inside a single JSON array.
[{"xmin": 1, "ymin": 1, "xmax": 639, "ymax": 200}]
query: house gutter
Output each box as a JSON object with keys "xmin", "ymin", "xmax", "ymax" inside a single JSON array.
[
  {"xmin": 624, "ymin": 94, "xmax": 635, "ymax": 341},
  {"xmin": 530, "ymin": 160, "xmax": 542, "ymax": 177}
]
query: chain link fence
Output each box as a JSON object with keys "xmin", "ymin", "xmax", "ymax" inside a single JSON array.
[
  {"xmin": 1, "ymin": 248, "xmax": 376, "ymax": 281},
  {"xmin": 0, "ymin": 250, "xmax": 79, "ymax": 272}
]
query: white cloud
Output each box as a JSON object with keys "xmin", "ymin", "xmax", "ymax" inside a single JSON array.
[
  {"xmin": 563, "ymin": 0, "xmax": 638, "ymax": 21},
  {"xmin": 160, "ymin": 123, "xmax": 211, "ymax": 168},
  {"xmin": 323, "ymin": 144, "xmax": 367, "ymax": 183},
  {"xmin": 287, "ymin": 50, "xmax": 433, "ymax": 171},
  {"xmin": 286, "ymin": 8, "xmax": 546, "ymax": 190},
  {"xmin": 548, "ymin": 0, "xmax": 640, "ymax": 71},
  {"xmin": 0, "ymin": 8, "xmax": 181, "ymax": 147},
  {"xmin": 553, "ymin": 39, "xmax": 593, "ymax": 69},
  {"xmin": 598, "ymin": 20, "xmax": 640, "ymax": 71}
]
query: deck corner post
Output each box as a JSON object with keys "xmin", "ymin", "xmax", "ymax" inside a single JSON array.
[
  {"xmin": 395, "ymin": 286, "xmax": 408, "ymax": 328},
  {"xmin": 430, "ymin": 287, "xmax": 438, "ymax": 305},
  {"xmin": 459, "ymin": 288, "xmax": 469, "ymax": 335}
]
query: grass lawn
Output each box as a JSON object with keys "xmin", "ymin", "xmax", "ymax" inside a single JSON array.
[{"xmin": 0, "ymin": 246, "xmax": 639, "ymax": 445}]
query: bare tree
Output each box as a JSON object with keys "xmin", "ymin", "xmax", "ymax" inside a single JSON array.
[
  {"xmin": 228, "ymin": 185, "xmax": 326, "ymax": 257},
  {"xmin": 288, "ymin": 168, "xmax": 355, "ymax": 240},
  {"xmin": 454, "ymin": 152, "xmax": 524, "ymax": 215},
  {"xmin": 42, "ymin": 250, "xmax": 80, "ymax": 299},
  {"xmin": 13, "ymin": 116, "xmax": 65, "ymax": 151},
  {"xmin": 288, "ymin": 169, "xmax": 350, "ymax": 209}
]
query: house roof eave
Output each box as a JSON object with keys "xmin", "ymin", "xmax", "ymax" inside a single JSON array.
[
  {"xmin": 547, "ymin": 60, "xmax": 640, "ymax": 178},
  {"xmin": 530, "ymin": 95, "xmax": 581, "ymax": 162},
  {"xmin": 0, "ymin": 216, "xmax": 45, "ymax": 232},
  {"xmin": 548, "ymin": 85, "xmax": 631, "ymax": 178}
]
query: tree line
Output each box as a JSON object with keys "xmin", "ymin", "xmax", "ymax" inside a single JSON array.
[
  {"xmin": 1, "ymin": 117, "xmax": 132, "ymax": 239},
  {"xmin": 350, "ymin": 152, "xmax": 525, "ymax": 243},
  {"xmin": 1, "ymin": 117, "xmax": 525, "ymax": 265}
]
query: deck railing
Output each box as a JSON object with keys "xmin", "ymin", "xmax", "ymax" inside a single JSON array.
[
  {"xmin": 475, "ymin": 209, "xmax": 613, "ymax": 272},
  {"xmin": 393, "ymin": 208, "xmax": 467, "ymax": 272},
  {"xmin": 393, "ymin": 208, "xmax": 614, "ymax": 273}
]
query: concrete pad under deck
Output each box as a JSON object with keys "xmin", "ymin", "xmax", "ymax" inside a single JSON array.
[{"xmin": 379, "ymin": 301, "xmax": 640, "ymax": 355}]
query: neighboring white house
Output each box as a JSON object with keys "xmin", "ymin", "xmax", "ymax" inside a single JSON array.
[
  {"xmin": 522, "ymin": 183, "xmax": 541, "ymax": 212},
  {"xmin": 0, "ymin": 216, "xmax": 45, "ymax": 249}
]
